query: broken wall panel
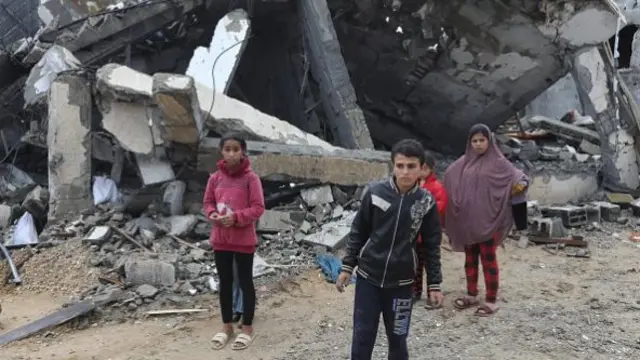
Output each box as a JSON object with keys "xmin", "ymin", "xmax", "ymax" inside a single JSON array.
[
  {"xmin": 186, "ymin": 9, "xmax": 251, "ymax": 95},
  {"xmin": 47, "ymin": 72, "xmax": 93, "ymax": 220},
  {"xmin": 198, "ymin": 137, "xmax": 390, "ymax": 185},
  {"xmin": 299, "ymin": 0, "xmax": 374, "ymax": 149}
]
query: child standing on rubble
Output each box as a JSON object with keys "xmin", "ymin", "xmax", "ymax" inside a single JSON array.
[
  {"xmin": 204, "ymin": 132, "xmax": 265, "ymax": 350},
  {"xmin": 336, "ymin": 139, "xmax": 444, "ymax": 360},
  {"xmin": 413, "ymin": 151, "xmax": 448, "ymax": 303},
  {"xmin": 443, "ymin": 124, "xmax": 528, "ymax": 317}
]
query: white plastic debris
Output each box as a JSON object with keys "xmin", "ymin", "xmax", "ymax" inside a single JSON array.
[
  {"xmin": 24, "ymin": 45, "xmax": 81, "ymax": 107},
  {"xmin": 92, "ymin": 176, "xmax": 120, "ymax": 205},
  {"xmin": 10, "ymin": 212, "xmax": 38, "ymax": 246}
]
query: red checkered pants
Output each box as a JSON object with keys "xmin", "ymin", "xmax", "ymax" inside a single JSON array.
[{"xmin": 464, "ymin": 238, "xmax": 499, "ymax": 303}]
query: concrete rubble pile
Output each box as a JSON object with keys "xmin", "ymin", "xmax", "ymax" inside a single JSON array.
[
  {"xmin": 0, "ymin": 5, "xmax": 393, "ymax": 318},
  {"xmin": 2, "ymin": 0, "xmax": 640, "ymax": 320}
]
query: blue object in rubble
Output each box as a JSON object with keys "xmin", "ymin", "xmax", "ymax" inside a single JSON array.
[{"xmin": 316, "ymin": 254, "xmax": 356, "ymax": 284}]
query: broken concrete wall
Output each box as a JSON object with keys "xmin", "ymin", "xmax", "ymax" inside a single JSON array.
[
  {"xmin": 330, "ymin": 0, "xmax": 567, "ymax": 153},
  {"xmin": 47, "ymin": 72, "xmax": 93, "ymax": 219},
  {"xmin": 24, "ymin": 45, "xmax": 81, "ymax": 109},
  {"xmin": 573, "ymin": 46, "xmax": 640, "ymax": 190},
  {"xmin": 299, "ymin": 0, "xmax": 374, "ymax": 149}
]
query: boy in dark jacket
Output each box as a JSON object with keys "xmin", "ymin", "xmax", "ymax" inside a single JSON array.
[{"xmin": 336, "ymin": 139, "xmax": 444, "ymax": 360}]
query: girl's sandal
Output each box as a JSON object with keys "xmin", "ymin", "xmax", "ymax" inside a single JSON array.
[
  {"xmin": 231, "ymin": 333, "xmax": 255, "ymax": 350},
  {"xmin": 453, "ymin": 296, "xmax": 479, "ymax": 310},
  {"xmin": 474, "ymin": 304, "xmax": 499, "ymax": 317},
  {"xmin": 211, "ymin": 332, "xmax": 232, "ymax": 350}
]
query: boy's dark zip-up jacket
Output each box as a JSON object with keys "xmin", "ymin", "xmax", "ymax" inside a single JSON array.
[{"xmin": 341, "ymin": 177, "xmax": 443, "ymax": 290}]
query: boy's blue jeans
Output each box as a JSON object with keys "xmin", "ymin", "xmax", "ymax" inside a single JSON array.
[{"xmin": 232, "ymin": 260, "xmax": 243, "ymax": 314}]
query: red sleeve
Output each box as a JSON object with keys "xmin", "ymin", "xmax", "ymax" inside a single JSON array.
[
  {"xmin": 233, "ymin": 173, "xmax": 265, "ymax": 227},
  {"xmin": 433, "ymin": 182, "xmax": 448, "ymax": 219},
  {"xmin": 203, "ymin": 173, "xmax": 218, "ymax": 217}
]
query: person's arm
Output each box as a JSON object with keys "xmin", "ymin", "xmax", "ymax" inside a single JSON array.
[
  {"xmin": 433, "ymin": 183, "xmax": 448, "ymax": 219},
  {"xmin": 233, "ymin": 174, "xmax": 265, "ymax": 226},
  {"xmin": 341, "ymin": 189, "xmax": 373, "ymax": 274},
  {"xmin": 421, "ymin": 203, "xmax": 442, "ymax": 292},
  {"xmin": 203, "ymin": 174, "xmax": 218, "ymax": 217}
]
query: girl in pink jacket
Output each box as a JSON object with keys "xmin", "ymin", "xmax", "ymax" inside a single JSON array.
[{"xmin": 204, "ymin": 133, "xmax": 265, "ymax": 351}]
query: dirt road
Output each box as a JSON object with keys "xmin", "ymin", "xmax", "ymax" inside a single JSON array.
[{"xmin": 1, "ymin": 233, "xmax": 640, "ymax": 360}]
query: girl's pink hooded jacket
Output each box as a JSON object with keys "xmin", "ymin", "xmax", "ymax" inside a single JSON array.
[{"xmin": 203, "ymin": 158, "xmax": 265, "ymax": 254}]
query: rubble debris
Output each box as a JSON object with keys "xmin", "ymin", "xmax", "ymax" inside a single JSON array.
[
  {"xmin": 303, "ymin": 211, "xmax": 356, "ymax": 250},
  {"xmin": 152, "ymin": 73, "xmax": 205, "ymax": 145},
  {"xmin": 47, "ymin": 72, "xmax": 93, "ymax": 220},
  {"xmin": 162, "ymin": 181, "xmax": 186, "ymax": 216},
  {"xmin": 0, "ymin": 164, "xmax": 35, "ymax": 200},
  {"xmin": 198, "ymin": 138, "xmax": 389, "ymax": 185},
  {"xmin": 24, "ymin": 45, "xmax": 81, "ymax": 108},
  {"xmin": 84, "ymin": 226, "xmax": 112, "ymax": 246},
  {"xmin": 591, "ymin": 201, "xmax": 621, "ymax": 222},
  {"xmin": 527, "ymin": 116, "xmax": 600, "ymax": 144},
  {"xmin": 301, "ymin": 186, "xmax": 334, "ymax": 208},
  {"xmin": 0, "ymin": 299, "xmax": 95, "ymax": 346},
  {"xmin": 258, "ymin": 210, "xmax": 299, "ymax": 233},
  {"xmin": 186, "ymin": 9, "xmax": 251, "ymax": 94},
  {"xmin": 124, "ymin": 258, "xmax": 177, "ymax": 287},
  {"xmin": 299, "ymin": 0, "xmax": 374, "ymax": 149},
  {"xmin": 135, "ymin": 152, "xmax": 176, "ymax": 186}
]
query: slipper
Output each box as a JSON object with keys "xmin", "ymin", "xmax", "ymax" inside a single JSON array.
[
  {"xmin": 231, "ymin": 332, "xmax": 255, "ymax": 350},
  {"xmin": 453, "ymin": 296, "xmax": 479, "ymax": 310},
  {"xmin": 211, "ymin": 332, "xmax": 232, "ymax": 350},
  {"xmin": 474, "ymin": 304, "xmax": 499, "ymax": 317}
]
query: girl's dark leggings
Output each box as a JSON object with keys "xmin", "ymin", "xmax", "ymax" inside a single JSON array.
[{"xmin": 214, "ymin": 251, "xmax": 255, "ymax": 326}]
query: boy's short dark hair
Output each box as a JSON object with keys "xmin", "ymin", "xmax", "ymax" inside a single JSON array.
[
  {"xmin": 391, "ymin": 139, "xmax": 425, "ymax": 165},
  {"xmin": 424, "ymin": 151, "xmax": 436, "ymax": 169},
  {"xmin": 219, "ymin": 132, "xmax": 248, "ymax": 152}
]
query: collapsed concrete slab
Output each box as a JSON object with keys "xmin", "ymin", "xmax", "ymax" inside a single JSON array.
[
  {"xmin": 525, "ymin": 73, "xmax": 582, "ymax": 122},
  {"xmin": 528, "ymin": 115, "xmax": 600, "ymax": 144},
  {"xmin": 299, "ymin": 0, "xmax": 374, "ymax": 149},
  {"xmin": 24, "ymin": 45, "xmax": 81, "ymax": 108},
  {"xmin": 195, "ymin": 82, "xmax": 336, "ymax": 149},
  {"xmin": 40, "ymin": 0, "xmax": 204, "ymax": 65},
  {"xmin": 96, "ymin": 64, "xmax": 153, "ymax": 102},
  {"xmin": 135, "ymin": 151, "xmax": 176, "ymax": 187},
  {"xmin": 47, "ymin": 72, "xmax": 93, "ymax": 220},
  {"xmin": 303, "ymin": 211, "xmax": 356, "ymax": 250},
  {"xmin": 152, "ymin": 73, "xmax": 204, "ymax": 145},
  {"xmin": 186, "ymin": 9, "xmax": 251, "ymax": 94},
  {"xmin": 197, "ymin": 138, "xmax": 389, "ymax": 185}
]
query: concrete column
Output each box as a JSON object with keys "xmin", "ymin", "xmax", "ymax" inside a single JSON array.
[
  {"xmin": 299, "ymin": 0, "xmax": 374, "ymax": 149},
  {"xmin": 47, "ymin": 72, "xmax": 93, "ymax": 220}
]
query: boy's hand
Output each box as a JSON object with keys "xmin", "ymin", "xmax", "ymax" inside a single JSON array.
[
  {"xmin": 335, "ymin": 271, "xmax": 351, "ymax": 293},
  {"xmin": 428, "ymin": 290, "xmax": 444, "ymax": 308}
]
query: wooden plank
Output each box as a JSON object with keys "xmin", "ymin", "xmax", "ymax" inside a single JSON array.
[{"xmin": 0, "ymin": 300, "xmax": 95, "ymax": 345}]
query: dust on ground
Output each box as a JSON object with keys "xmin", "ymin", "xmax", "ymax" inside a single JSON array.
[{"xmin": 1, "ymin": 232, "xmax": 640, "ymax": 360}]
